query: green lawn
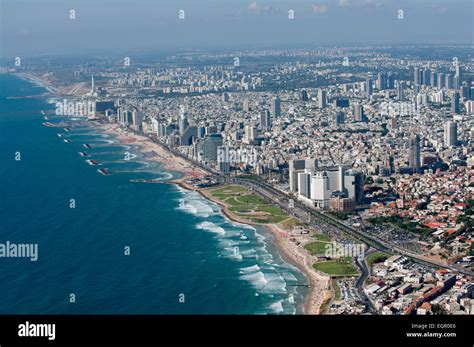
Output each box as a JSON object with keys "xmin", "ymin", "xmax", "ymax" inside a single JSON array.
[
  {"xmin": 312, "ymin": 258, "xmax": 358, "ymax": 277},
  {"xmin": 312, "ymin": 233, "xmax": 332, "ymax": 242},
  {"xmin": 210, "ymin": 185, "xmax": 290, "ymax": 224},
  {"xmin": 304, "ymin": 241, "xmax": 331, "ymax": 256},
  {"xmin": 365, "ymin": 251, "xmax": 390, "ymax": 267}
]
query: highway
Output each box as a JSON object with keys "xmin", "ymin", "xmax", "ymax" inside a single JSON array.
[{"xmin": 134, "ymin": 130, "xmax": 471, "ymax": 276}]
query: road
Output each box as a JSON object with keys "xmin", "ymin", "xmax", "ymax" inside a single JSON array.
[{"xmin": 232, "ymin": 176, "xmax": 472, "ymax": 277}]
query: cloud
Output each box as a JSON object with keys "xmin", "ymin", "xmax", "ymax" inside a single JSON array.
[
  {"xmin": 246, "ymin": 1, "xmax": 275, "ymax": 15},
  {"xmin": 312, "ymin": 4, "xmax": 329, "ymax": 14},
  {"xmin": 338, "ymin": 0, "xmax": 351, "ymax": 8},
  {"xmin": 360, "ymin": 0, "xmax": 384, "ymax": 8},
  {"xmin": 247, "ymin": 2, "xmax": 259, "ymax": 11},
  {"xmin": 432, "ymin": 4, "xmax": 448, "ymax": 14}
]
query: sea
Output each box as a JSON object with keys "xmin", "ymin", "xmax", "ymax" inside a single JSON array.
[{"xmin": 0, "ymin": 74, "xmax": 308, "ymax": 314}]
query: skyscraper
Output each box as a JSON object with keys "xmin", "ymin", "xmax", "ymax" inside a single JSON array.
[
  {"xmin": 409, "ymin": 134, "xmax": 421, "ymax": 174},
  {"xmin": 271, "ymin": 96, "xmax": 281, "ymax": 117},
  {"xmin": 217, "ymin": 146, "xmax": 230, "ymax": 173},
  {"xmin": 444, "ymin": 121, "xmax": 458, "ymax": 147},
  {"xmin": 397, "ymin": 81, "xmax": 405, "ymax": 101},
  {"xmin": 200, "ymin": 134, "xmax": 223, "ymax": 162},
  {"xmin": 430, "ymin": 71, "xmax": 437, "ymax": 88},
  {"xmin": 318, "ymin": 89, "xmax": 327, "ymax": 109},
  {"xmin": 242, "ymin": 99, "xmax": 250, "ymax": 112},
  {"xmin": 244, "ymin": 125, "xmax": 257, "ymax": 144},
  {"xmin": 437, "ymin": 73, "xmax": 445, "ymax": 89},
  {"xmin": 366, "ymin": 78, "xmax": 372, "ymax": 99},
  {"xmin": 300, "ymin": 89, "xmax": 309, "ymax": 102},
  {"xmin": 354, "ymin": 104, "xmax": 366, "ymax": 122},
  {"xmin": 455, "ymin": 63, "xmax": 462, "ymax": 90},
  {"xmin": 422, "ymin": 69, "xmax": 431, "ymax": 86},
  {"xmin": 451, "ymin": 91, "xmax": 460, "ymax": 114},
  {"xmin": 377, "ymin": 72, "xmax": 386, "ymax": 90},
  {"xmin": 445, "ymin": 74, "xmax": 453, "ymax": 90},
  {"xmin": 179, "ymin": 112, "xmax": 189, "ymax": 135},
  {"xmin": 260, "ymin": 109, "xmax": 271, "ymax": 129},
  {"xmin": 414, "ymin": 67, "xmax": 420, "ymax": 85},
  {"xmin": 335, "ymin": 111, "xmax": 345, "ymax": 125}
]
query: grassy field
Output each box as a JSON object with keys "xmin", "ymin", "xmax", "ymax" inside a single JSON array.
[
  {"xmin": 312, "ymin": 257, "xmax": 358, "ymax": 277},
  {"xmin": 209, "ymin": 185, "xmax": 290, "ymax": 224},
  {"xmin": 312, "ymin": 233, "xmax": 332, "ymax": 242},
  {"xmin": 304, "ymin": 241, "xmax": 331, "ymax": 256},
  {"xmin": 365, "ymin": 251, "xmax": 390, "ymax": 268}
]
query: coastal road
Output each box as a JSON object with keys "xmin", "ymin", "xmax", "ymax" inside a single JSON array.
[
  {"xmin": 137, "ymin": 130, "xmax": 471, "ymax": 277},
  {"xmin": 233, "ymin": 177, "xmax": 473, "ymax": 277}
]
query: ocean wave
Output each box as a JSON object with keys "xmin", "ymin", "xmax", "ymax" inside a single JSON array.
[
  {"xmin": 196, "ymin": 221, "xmax": 225, "ymax": 235},
  {"xmin": 239, "ymin": 271, "xmax": 267, "ymax": 290},
  {"xmin": 260, "ymin": 272, "xmax": 287, "ymax": 294},
  {"xmin": 268, "ymin": 300, "xmax": 284, "ymax": 313},
  {"xmin": 239, "ymin": 264, "xmax": 260, "ymax": 274},
  {"xmin": 175, "ymin": 191, "xmax": 217, "ymax": 218}
]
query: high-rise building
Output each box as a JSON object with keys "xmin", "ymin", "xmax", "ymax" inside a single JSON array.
[
  {"xmin": 300, "ymin": 89, "xmax": 309, "ymax": 102},
  {"xmin": 422, "ymin": 69, "xmax": 431, "ymax": 86},
  {"xmin": 200, "ymin": 134, "xmax": 223, "ymax": 162},
  {"xmin": 444, "ymin": 121, "xmax": 458, "ymax": 147},
  {"xmin": 409, "ymin": 134, "xmax": 421, "ymax": 174},
  {"xmin": 366, "ymin": 78, "xmax": 373, "ymax": 99},
  {"xmin": 131, "ymin": 110, "xmax": 143, "ymax": 130},
  {"xmin": 260, "ymin": 109, "xmax": 272, "ymax": 129},
  {"xmin": 289, "ymin": 159, "xmax": 306, "ymax": 192},
  {"xmin": 310, "ymin": 171, "xmax": 331, "ymax": 208},
  {"xmin": 397, "ymin": 81, "xmax": 405, "ymax": 101},
  {"xmin": 451, "ymin": 91, "xmax": 460, "ymax": 114},
  {"xmin": 377, "ymin": 72, "xmax": 387, "ymax": 90},
  {"xmin": 179, "ymin": 112, "xmax": 188, "ymax": 135},
  {"xmin": 437, "ymin": 73, "xmax": 445, "ymax": 89},
  {"xmin": 335, "ymin": 111, "xmax": 345, "ymax": 125},
  {"xmin": 414, "ymin": 67, "xmax": 420, "ymax": 85},
  {"xmin": 354, "ymin": 104, "xmax": 366, "ymax": 122},
  {"xmin": 244, "ymin": 125, "xmax": 257, "ymax": 144},
  {"xmin": 271, "ymin": 96, "xmax": 281, "ymax": 117},
  {"xmin": 455, "ymin": 63, "xmax": 462, "ymax": 90},
  {"xmin": 217, "ymin": 146, "xmax": 230, "ymax": 173},
  {"xmin": 242, "ymin": 99, "xmax": 250, "ymax": 112},
  {"xmin": 318, "ymin": 89, "xmax": 327, "ymax": 109},
  {"xmin": 430, "ymin": 71, "xmax": 437, "ymax": 87},
  {"xmin": 297, "ymin": 171, "xmax": 312, "ymax": 198},
  {"xmin": 445, "ymin": 74, "xmax": 453, "ymax": 90}
]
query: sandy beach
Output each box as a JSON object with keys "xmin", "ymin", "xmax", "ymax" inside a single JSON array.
[
  {"xmin": 97, "ymin": 121, "xmax": 209, "ymax": 180},
  {"xmin": 194, "ymin": 185, "xmax": 332, "ymax": 314},
  {"xmin": 97, "ymin": 120, "xmax": 332, "ymax": 314}
]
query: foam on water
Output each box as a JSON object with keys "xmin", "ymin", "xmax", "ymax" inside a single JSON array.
[{"xmin": 196, "ymin": 221, "xmax": 225, "ymax": 235}]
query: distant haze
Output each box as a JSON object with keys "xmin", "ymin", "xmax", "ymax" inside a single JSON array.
[{"xmin": 1, "ymin": 0, "xmax": 473, "ymax": 57}]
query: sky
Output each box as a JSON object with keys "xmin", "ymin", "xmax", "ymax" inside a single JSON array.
[{"xmin": 1, "ymin": 0, "xmax": 473, "ymax": 57}]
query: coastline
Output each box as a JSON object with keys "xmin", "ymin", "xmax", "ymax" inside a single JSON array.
[
  {"xmin": 96, "ymin": 120, "xmax": 332, "ymax": 314},
  {"xmin": 26, "ymin": 63, "xmax": 333, "ymax": 314},
  {"xmin": 176, "ymin": 180, "xmax": 332, "ymax": 314}
]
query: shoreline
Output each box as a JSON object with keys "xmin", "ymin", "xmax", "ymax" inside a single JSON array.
[
  {"xmin": 177, "ymin": 180, "xmax": 331, "ymax": 314},
  {"xmin": 95, "ymin": 121, "xmax": 332, "ymax": 314},
  {"xmin": 27, "ymin": 64, "xmax": 333, "ymax": 315}
]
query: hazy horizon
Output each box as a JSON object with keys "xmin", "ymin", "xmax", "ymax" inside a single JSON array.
[{"xmin": 1, "ymin": 0, "xmax": 473, "ymax": 58}]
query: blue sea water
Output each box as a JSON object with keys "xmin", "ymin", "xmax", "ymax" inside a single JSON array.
[{"xmin": 0, "ymin": 74, "xmax": 307, "ymax": 314}]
